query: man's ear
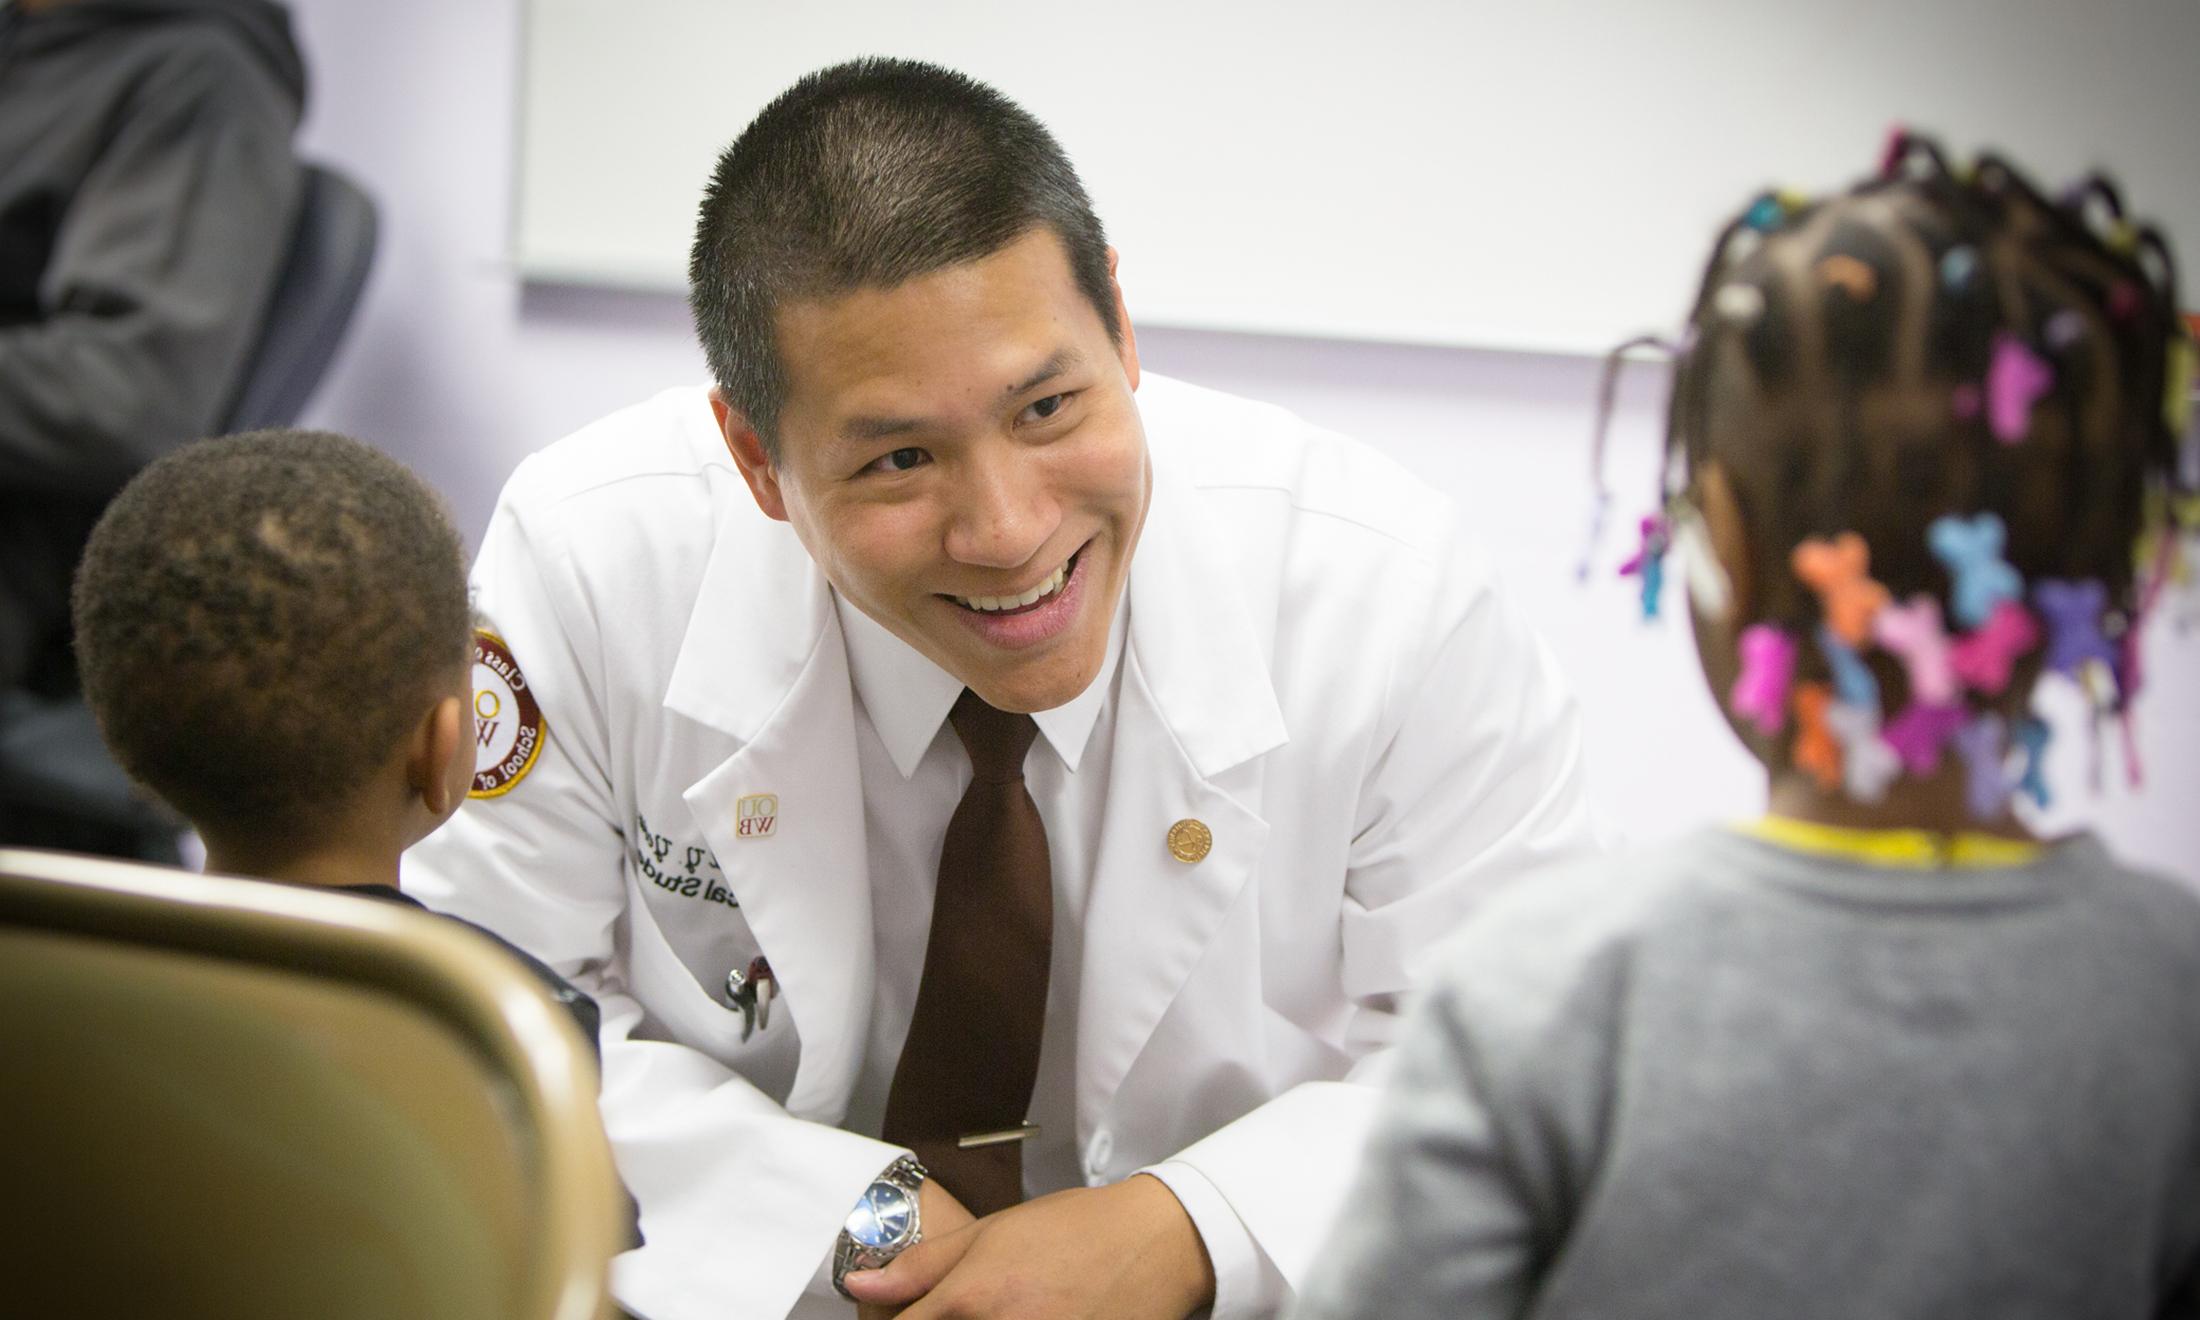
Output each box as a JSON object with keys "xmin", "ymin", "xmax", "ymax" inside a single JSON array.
[
  {"xmin": 709, "ymin": 387, "xmax": 790, "ymax": 523},
  {"xmin": 1104, "ymin": 247, "xmax": 1140, "ymax": 392},
  {"xmin": 410, "ymin": 694, "xmax": 470, "ymax": 818}
]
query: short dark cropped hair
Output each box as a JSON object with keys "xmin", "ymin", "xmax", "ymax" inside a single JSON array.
[
  {"xmin": 73, "ymin": 430, "xmax": 472, "ymax": 842},
  {"xmin": 688, "ymin": 57, "xmax": 1120, "ymax": 458}
]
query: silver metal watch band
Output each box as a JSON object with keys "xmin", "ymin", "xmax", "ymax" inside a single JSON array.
[{"xmin": 831, "ymin": 1155, "xmax": 928, "ymax": 1300}]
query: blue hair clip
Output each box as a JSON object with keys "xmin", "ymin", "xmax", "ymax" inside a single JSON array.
[
  {"xmin": 2012, "ymin": 717, "xmax": 2052, "ymax": 809},
  {"xmin": 1616, "ymin": 514, "xmax": 1670, "ymax": 619},
  {"xmin": 1816, "ymin": 626, "xmax": 1880, "ymax": 711},
  {"xmin": 1928, "ymin": 512, "xmax": 2022, "ymax": 629}
]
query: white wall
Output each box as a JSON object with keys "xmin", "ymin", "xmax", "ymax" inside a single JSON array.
[{"xmin": 285, "ymin": 0, "xmax": 2198, "ymax": 882}]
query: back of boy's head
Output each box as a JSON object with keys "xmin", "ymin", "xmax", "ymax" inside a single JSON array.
[
  {"xmin": 1649, "ymin": 132, "xmax": 2195, "ymax": 800},
  {"xmin": 73, "ymin": 430, "xmax": 472, "ymax": 842}
]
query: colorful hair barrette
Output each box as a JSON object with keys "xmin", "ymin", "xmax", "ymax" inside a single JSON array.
[
  {"xmin": 1714, "ymin": 282, "xmax": 1766, "ymax": 326},
  {"xmin": 1986, "ymin": 334, "xmax": 2054, "ymax": 444},
  {"xmin": 2043, "ymin": 309, "xmax": 2088, "ymax": 351},
  {"xmin": 2011, "ymin": 717, "xmax": 2052, "ymax": 809},
  {"xmin": 1817, "ymin": 254, "xmax": 1879, "ymax": 302},
  {"xmin": 1743, "ymin": 188, "xmax": 1809, "ymax": 233},
  {"xmin": 2106, "ymin": 280, "xmax": 2143, "ymax": 322},
  {"xmin": 1616, "ymin": 514, "xmax": 1670, "ymax": 620},
  {"xmin": 1816, "ymin": 626, "xmax": 1880, "ymax": 711},
  {"xmin": 1928, "ymin": 512, "xmax": 2022, "ymax": 629},
  {"xmin": 2032, "ymin": 578, "xmax": 2117, "ymax": 677},
  {"xmin": 1882, "ymin": 701, "xmax": 1967, "ymax": 777},
  {"xmin": 1792, "ymin": 533, "xmax": 1890, "ymax": 646},
  {"xmin": 1953, "ymin": 714, "xmax": 2010, "ymax": 820},
  {"xmin": 1938, "ymin": 245, "xmax": 1980, "ymax": 294},
  {"xmin": 1731, "ymin": 624, "xmax": 1797, "ymax": 736},
  {"xmin": 1792, "ymin": 683, "xmax": 1843, "ymax": 791},
  {"xmin": 1948, "ymin": 599, "xmax": 2040, "ymax": 696},
  {"xmin": 1824, "ymin": 700, "xmax": 1902, "ymax": 803},
  {"xmin": 1874, "ymin": 595, "xmax": 1959, "ymax": 708}
]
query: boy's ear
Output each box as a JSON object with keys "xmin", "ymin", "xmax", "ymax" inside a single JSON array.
[
  {"xmin": 409, "ymin": 694, "xmax": 471, "ymax": 818},
  {"xmin": 710, "ymin": 387, "xmax": 790, "ymax": 523}
]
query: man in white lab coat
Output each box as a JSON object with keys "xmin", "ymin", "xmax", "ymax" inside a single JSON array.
[{"xmin": 404, "ymin": 57, "xmax": 1593, "ymax": 1320}]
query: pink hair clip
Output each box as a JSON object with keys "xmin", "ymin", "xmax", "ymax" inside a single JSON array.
[
  {"xmin": 1949, "ymin": 599, "xmax": 2040, "ymax": 696},
  {"xmin": 1873, "ymin": 594, "xmax": 1959, "ymax": 708},
  {"xmin": 1731, "ymin": 625, "xmax": 1797, "ymax": 736},
  {"xmin": 1986, "ymin": 334, "xmax": 2054, "ymax": 444}
]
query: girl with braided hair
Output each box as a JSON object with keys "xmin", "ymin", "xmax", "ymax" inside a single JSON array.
[{"xmin": 1295, "ymin": 134, "xmax": 2200, "ymax": 1320}]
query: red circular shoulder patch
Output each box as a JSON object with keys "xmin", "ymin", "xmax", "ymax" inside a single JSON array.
[{"xmin": 470, "ymin": 630, "xmax": 546, "ymax": 798}]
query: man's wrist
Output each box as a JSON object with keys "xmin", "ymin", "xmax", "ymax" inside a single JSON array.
[
  {"xmin": 832, "ymin": 1154, "xmax": 928, "ymax": 1299},
  {"xmin": 1121, "ymin": 1172, "xmax": 1217, "ymax": 1314},
  {"xmin": 1137, "ymin": 1159, "xmax": 1299, "ymax": 1319}
]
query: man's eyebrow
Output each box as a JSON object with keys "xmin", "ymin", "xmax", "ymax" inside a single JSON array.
[
  {"xmin": 1005, "ymin": 348, "xmax": 1085, "ymax": 400},
  {"xmin": 837, "ymin": 348, "xmax": 1090, "ymax": 443},
  {"xmin": 843, "ymin": 414, "xmax": 924, "ymax": 443}
]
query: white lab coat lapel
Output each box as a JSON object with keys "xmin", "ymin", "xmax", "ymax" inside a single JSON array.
[
  {"xmin": 663, "ymin": 505, "xmax": 875, "ymax": 1123},
  {"xmin": 1077, "ymin": 449, "xmax": 1288, "ymax": 1130}
]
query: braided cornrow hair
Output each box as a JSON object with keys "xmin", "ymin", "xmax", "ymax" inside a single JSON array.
[{"xmin": 1637, "ymin": 130, "xmax": 2195, "ymax": 801}]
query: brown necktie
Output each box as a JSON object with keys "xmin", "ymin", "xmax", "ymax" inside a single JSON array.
[{"xmin": 881, "ymin": 689, "xmax": 1052, "ymax": 1216}]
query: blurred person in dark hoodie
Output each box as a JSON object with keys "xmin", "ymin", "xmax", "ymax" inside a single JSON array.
[{"xmin": 0, "ymin": 0, "xmax": 304, "ymax": 702}]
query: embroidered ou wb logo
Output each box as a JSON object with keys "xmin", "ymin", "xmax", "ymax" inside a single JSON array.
[
  {"xmin": 471, "ymin": 630, "xmax": 546, "ymax": 798},
  {"xmin": 735, "ymin": 793, "xmax": 778, "ymax": 840}
]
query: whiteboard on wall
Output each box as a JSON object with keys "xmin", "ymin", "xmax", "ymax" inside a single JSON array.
[{"xmin": 514, "ymin": 0, "xmax": 2198, "ymax": 356}]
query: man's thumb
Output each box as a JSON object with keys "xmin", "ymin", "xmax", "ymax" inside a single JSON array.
[{"xmin": 842, "ymin": 1234, "xmax": 957, "ymax": 1306}]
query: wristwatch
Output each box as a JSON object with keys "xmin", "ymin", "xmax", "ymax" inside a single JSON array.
[{"xmin": 831, "ymin": 1155, "xmax": 928, "ymax": 1299}]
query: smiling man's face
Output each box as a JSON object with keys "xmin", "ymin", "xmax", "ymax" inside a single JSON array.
[{"xmin": 716, "ymin": 228, "xmax": 1148, "ymax": 714}]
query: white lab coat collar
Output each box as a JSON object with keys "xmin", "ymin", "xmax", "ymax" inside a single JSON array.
[
  {"xmin": 661, "ymin": 480, "xmax": 831, "ymax": 745},
  {"xmin": 1123, "ymin": 436, "xmax": 1289, "ymax": 779},
  {"xmin": 835, "ymin": 585, "xmax": 1129, "ymax": 779}
]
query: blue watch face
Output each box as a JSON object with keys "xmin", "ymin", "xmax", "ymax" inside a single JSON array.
[{"xmin": 846, "ymin": 1182, "xmax": 915, "ymax": 1248}]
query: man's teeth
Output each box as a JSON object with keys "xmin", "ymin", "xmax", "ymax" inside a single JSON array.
[{"xmin": 957, "ymin": 559, "xmax": 1070, "ymax": 613}]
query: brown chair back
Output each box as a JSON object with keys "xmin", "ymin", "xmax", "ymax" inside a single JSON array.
[{"xmin": 0, "ymin": 848, "xmax": 621, "ymax": 1320}]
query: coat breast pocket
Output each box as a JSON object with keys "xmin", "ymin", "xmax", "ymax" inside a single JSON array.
[{"xmin": 622, "ymin": 834, "xmax": 800, "ymax": 1101}]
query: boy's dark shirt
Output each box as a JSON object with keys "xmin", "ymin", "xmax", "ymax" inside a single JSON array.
[
  {"xmin": 346, "ymin": 885, "xmax": 640, "ymax": 1247},
  {"xmin": 344, "ymin": 884, "xmax": 603, "ymax": 1061}
]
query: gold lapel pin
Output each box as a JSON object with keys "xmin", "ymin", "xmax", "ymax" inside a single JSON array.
[
  {"xmin": 1166, "ymin": 818, "xmax": 1212, "ymax": 864},
  {"xmin": 735, "ymin": 792, "xmax": 779, "ymax": 840}
]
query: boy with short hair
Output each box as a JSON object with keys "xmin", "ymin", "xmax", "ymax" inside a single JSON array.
[{"xmin": 71, "ymin": 428, "xmax": 599, "ymax": 1042}]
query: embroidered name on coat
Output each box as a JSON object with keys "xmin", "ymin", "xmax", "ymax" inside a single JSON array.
[{"xmin": 631, "ymin": 811, "xmax": 738, "ymax": 908}]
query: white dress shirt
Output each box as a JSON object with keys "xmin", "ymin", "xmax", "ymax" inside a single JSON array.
[{"xmin": 834, "ymin": 589, "xmax": 1284, "ymax": 1317}]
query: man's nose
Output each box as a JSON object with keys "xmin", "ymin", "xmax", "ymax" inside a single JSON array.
[{"xmin": 943, "ymin": 449, "xmax": 1058, "ymax": 569}]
